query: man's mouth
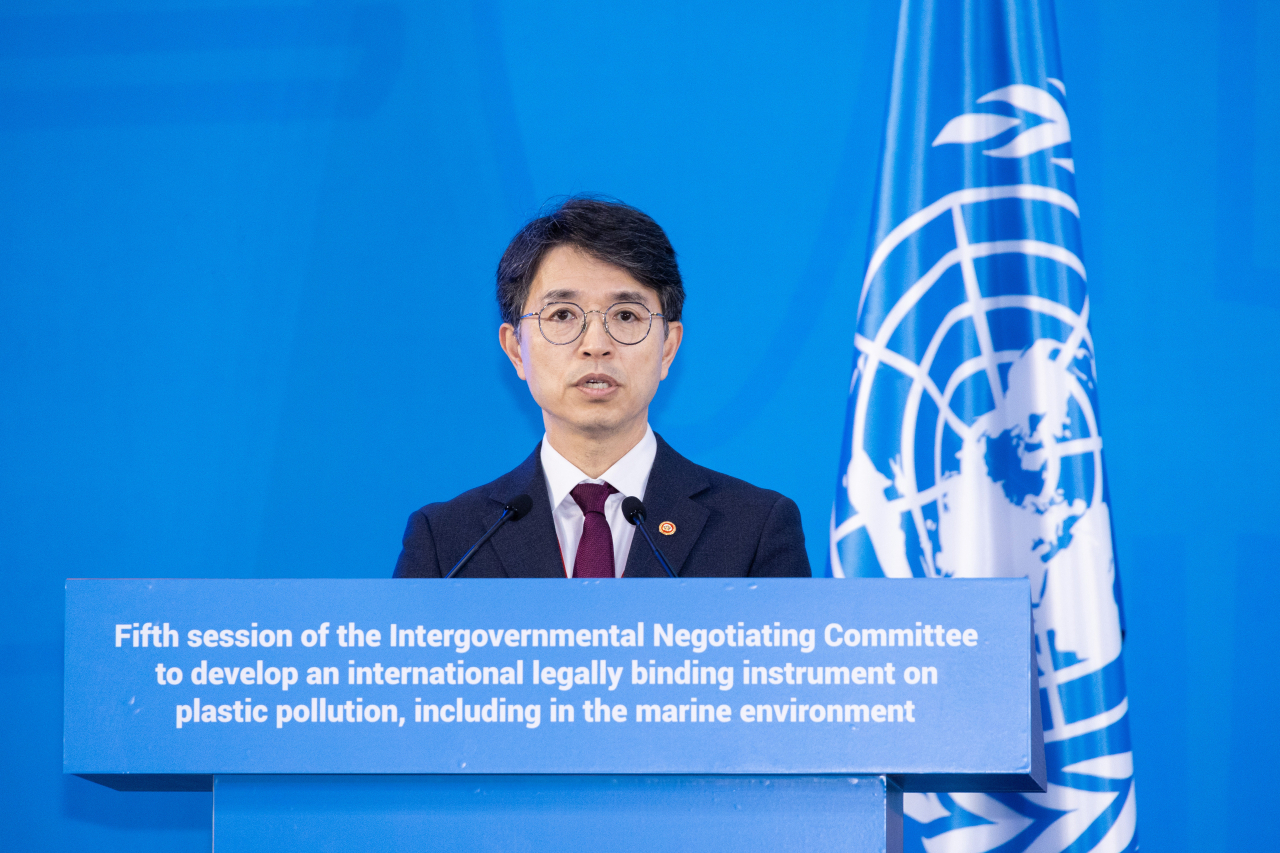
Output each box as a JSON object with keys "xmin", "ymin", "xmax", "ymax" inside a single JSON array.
[{"xmin": 575, "ymin": 374, "xmax": 618, "ymax": 392}]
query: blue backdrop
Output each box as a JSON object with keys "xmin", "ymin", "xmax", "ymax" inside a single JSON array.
[{"xmin": 1, "ymin": 1, "xmax": 1276, "ymax": 850}]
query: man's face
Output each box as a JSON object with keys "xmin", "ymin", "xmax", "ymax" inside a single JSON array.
[{"xmin": 499, "ymin": 244, "xmax": 683, "ymax": 440}]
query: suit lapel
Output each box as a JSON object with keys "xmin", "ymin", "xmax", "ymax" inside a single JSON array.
[
  {"xmin": 486, "ymin": 444, "xmax": 565, "ymax": 579},
  {"xmin": 623, "ymin": 435, "xmax": 710, "ymax": 578}
]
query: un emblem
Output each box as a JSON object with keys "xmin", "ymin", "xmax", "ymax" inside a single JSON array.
[
  {"xmin": 831, "ymin": 83, "xmax": 1135, "ymax": 852},
  {"xmin": 833, "ymin": 178, "xmax": 1122, "ymax": 690}
]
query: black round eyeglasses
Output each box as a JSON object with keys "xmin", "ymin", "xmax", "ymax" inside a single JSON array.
[{"xmin": 517, "ymin": 301, "xmax": 666, "ymax": 346}]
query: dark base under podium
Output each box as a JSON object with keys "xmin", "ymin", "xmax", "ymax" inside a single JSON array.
[{"xmin": 213, "ymin": 775, "xmax": 904, "ymax": 852}]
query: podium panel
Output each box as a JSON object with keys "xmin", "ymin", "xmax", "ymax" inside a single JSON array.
[
  {"xmin": 66, "ymin": 577, "xmax": 1042, "ymax": 852},
  {"xmin": 213, "ymin": 775, "xmax": 902, "ymax": 853}
]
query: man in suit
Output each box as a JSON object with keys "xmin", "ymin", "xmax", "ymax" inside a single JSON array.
[{"xmin": 394, "ymin": 197, "xmax": 809, "ymax": 579}]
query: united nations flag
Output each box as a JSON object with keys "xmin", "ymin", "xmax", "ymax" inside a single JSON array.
[{"xmin": 828, "ymin": 1, "xmax": 1137, "ymax": 850}]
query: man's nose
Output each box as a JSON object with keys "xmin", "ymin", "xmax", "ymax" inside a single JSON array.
[{"xmin": 577, "ymin": 312, "xmax": 613, "ymax": 356}]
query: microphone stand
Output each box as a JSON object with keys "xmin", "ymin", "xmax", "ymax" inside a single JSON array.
[
  {"xmin": 632, "ymin": 519, "xmax": 678, "ymax": 578},
  {"xmin": 621, "ymin": 497, "xmax": 677, "ymax": 578},
  {"xmin": 445, "ymin": 496, "xmax": 532, "ymax": 579}
]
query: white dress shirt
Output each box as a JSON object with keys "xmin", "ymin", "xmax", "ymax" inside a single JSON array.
[{"xmin": 540, "ymin": 426, "xmax": 658, "ymax": 578}]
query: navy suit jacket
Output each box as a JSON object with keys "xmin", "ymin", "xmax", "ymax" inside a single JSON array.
[{"xmin": 393, "ymin": 435, "xmax": 810, "ymax": 578}]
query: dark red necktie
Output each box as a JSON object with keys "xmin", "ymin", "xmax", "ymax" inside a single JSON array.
[{"xmin": 570, "ymin": 482, "xmax": 618, "ymax": 579}]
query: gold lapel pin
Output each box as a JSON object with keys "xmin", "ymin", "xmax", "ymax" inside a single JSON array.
[{"xmin": 658, "ymin": 521, "xmax": 676, "ymax": 535}]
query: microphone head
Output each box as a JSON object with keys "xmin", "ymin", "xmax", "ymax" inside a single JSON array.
[
  {"xmin": 505, "ymin": 494, "xmax": 533, "ymax": 520},
  {"xmin": 504, "ymin": 491, "xmax": 535, "ymax": 517},
  {"xmin": 621, "ymin": 496, "xmax": 646, "ymax": 525}
]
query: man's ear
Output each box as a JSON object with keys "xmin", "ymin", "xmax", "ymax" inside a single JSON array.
[
  {"xmin": 658, "ymin": 321, "xmax": 683, "ymax": 380},
  {"xmin": 499, "ymin": 323, "xmax": 527, "ymax": 380}
]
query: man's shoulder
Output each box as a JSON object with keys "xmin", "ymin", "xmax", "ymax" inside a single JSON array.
[
  {"xmin": 411, "ymin": 481, "xmax": 495, "ymax": 529},
  {"xmin": 395, "ymin": 444, "xmax": 561, "ymax": 579},
  {"xmin": 690, "ymin": 460, "xmax": 790, "ymax": 509},
  {"xmin": 650, "ymin": 435, "xmax": 808, "ymax": 577},
  {"xmin": 653, "ymin": 435, "xmax": 791, "ymax": 510},
  {"xmin": 413, "ymin": 449, "xmax": 540, "ymax": 525}
]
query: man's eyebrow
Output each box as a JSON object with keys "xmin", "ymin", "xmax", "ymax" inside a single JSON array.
[
  {"xmin": 534, "ymin": 288, "xmax": 656, "ymax": 306},
  {"xmin": 538, "ymin": 288, "xmax": 579, "ymax": 302},
  {"xmin": 611, "ymin": 290, "xmax": 654, "ymax": 305}
]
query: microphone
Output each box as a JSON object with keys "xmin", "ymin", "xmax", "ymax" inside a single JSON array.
[
  {"xmin": 621, "ymin": 496, "xmax": 677, "ymax": 578},
  {"xmin": 445, "ymin": 495, "xmax": 533, "ymax": 579}
]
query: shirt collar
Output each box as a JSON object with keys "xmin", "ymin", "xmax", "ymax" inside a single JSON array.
[{"xmin": 541, "ymin": 425, "xmax": 658, "ymax": 509}]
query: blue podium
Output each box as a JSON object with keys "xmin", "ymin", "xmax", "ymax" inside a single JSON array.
[{"xmin": 65, "ymin": 579, "xmax": 1044, "ymax": 852}]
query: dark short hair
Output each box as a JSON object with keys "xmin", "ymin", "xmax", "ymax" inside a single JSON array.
[{"xmin": 496, "ymin": 196, "xmax": 685, "ymax": 329}]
